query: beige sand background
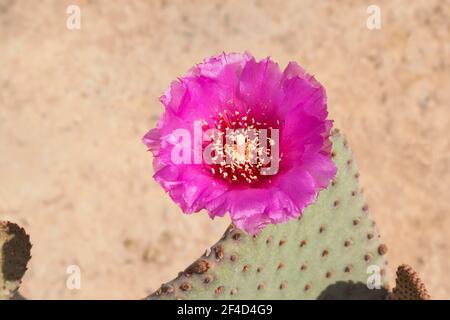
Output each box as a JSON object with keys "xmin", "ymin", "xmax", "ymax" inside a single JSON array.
[{"xmin": 0, "ymin": 0, "xmax": 449, "ymax": 299}]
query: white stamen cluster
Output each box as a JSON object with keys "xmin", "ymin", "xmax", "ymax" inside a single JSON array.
[{"xmin": 206, "ymin": 109, "xmax": 277, "ymax": 184}]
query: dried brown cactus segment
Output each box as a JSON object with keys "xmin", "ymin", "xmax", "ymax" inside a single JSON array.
[
  {"xmin": 387, "ymin": 264, "xmax": 430, "ymax": 300},
  {"xmin": 0, "ymin": 221, "xmax": 32, "ymax": 300}
]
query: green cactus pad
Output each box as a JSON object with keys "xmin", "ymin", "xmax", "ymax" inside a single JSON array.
[
  {"xmin": 0, "ymin": 221, "xmax": 32, "ymax": 300},
  {"xmin": 148, "ymin": 132, "xmax": 389, "ymax": 300}
]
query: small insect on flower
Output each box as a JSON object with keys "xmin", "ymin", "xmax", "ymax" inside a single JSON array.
[{"xmin": 143, "ymin": 52, "xmax": 336, "ymax": 235}]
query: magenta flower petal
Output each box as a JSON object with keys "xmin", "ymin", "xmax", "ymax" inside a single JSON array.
[{"xmin": 143, "ymin": 52, "xmax": 336, "ymax": 235}]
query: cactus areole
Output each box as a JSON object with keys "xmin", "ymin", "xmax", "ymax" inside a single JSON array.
[{"xmin": 143, "ymin": 52, "xmax": 336, "ymax": 234}]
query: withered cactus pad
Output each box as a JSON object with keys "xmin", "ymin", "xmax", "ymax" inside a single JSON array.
[
  {"xmin": 387, "ymin": 264, "xmax": 430, "ymax": 300},
  {"xmin": 0, "ymin": 221, "xmax": 32, "ymax": 300}
]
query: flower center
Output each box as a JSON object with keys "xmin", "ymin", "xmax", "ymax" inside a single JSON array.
[{"xmin": 204, "ymin": 109, "xmax": 280, "ymax": 186}]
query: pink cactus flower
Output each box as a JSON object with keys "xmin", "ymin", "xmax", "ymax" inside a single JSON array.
[{"xmin": 143, "ymin": 52, "xmax": 336, "ymax": 234}]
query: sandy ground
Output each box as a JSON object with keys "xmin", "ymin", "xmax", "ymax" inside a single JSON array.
[{"xmin": 0, "ymin": 0, "xmax": 449, "ymax": 299}]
